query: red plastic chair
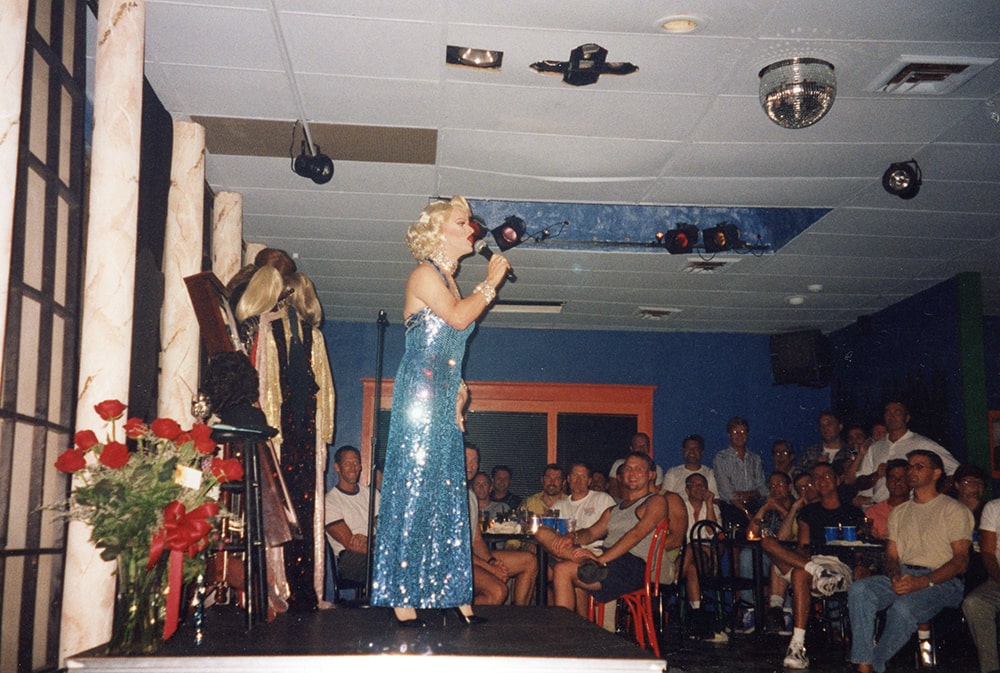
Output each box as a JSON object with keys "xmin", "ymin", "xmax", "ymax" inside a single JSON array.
[{"xmin": 588, "ymin": 519, "xmax": 673, "ymax": 657}]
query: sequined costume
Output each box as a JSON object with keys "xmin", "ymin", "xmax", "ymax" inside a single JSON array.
[
  {"xmin": 253, "ymin": 305, "xmax": 335, "ymax": 611},
  {"xmin": 371, "ymin": 300, "xmax": 474, "ymax": 608}
]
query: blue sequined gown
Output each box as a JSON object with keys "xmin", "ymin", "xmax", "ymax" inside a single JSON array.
[{"xmin": 371, "ymin": 305, "xmax": 474, "ymax": 608}]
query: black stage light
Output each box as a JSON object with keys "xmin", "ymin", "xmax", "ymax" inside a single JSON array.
[
  {"xmin": 660, "ymin": 224, "xmax": 699, "ymax": 254},
  {"xmin": 882, "ymin": 160, "xmax": 921, "ymax": 199},
  {"xmin": 292, "ymin": 141, "xmax": 334, "ymax": 185},
  {"xmin": 491, "ymin": 215, "xmax": 527, "ymax": 251},
  {"xmin": 702, "ymin": 223, "xmax": 741, "ymax": 253}
]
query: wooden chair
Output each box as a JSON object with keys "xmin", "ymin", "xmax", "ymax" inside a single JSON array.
[{"xmin": 588, "ymin": 520, "xmax": 673, "ymax": 657}]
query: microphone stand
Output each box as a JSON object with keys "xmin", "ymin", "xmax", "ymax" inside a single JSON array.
[{"xmin": 362, "ymin": 309, "xmax": 389, "ymax": 602}]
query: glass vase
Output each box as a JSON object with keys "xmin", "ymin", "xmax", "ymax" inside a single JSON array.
[{"xmin": 108, "ymin": 551, "xmax": 167, "ymax": 655}]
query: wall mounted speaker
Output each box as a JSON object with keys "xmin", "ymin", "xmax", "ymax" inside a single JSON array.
[{"xmin": 769, "ymin": 329, "xmax": 832, "ymax": 387}]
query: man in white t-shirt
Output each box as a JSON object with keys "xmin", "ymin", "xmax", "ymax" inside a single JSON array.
[
  {"xmin": 550, "ymin": 461, "xmax": 616, "ymax": 555},
  {"xmin": 662, "ymin": 434, "xmax": 718, "ymax": 497},
  {"xmin": 324, "ymin": 446, "xmax": 379, "ymax": 585},
  {"xmin": 848, "ymin": 400, "xmax": 959, "ymax": 505},
  {"xmin": 963, "ymin": 496, "xmax": 1000, "ymax": 673}
]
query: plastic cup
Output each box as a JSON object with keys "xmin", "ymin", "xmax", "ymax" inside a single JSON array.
[
  {"xmin": 842, "ymin": 526, "xmax": 857, "ymax": 542},
  {"xmin": 556, "ymin": 519, "xmax": 568, "ymax": 535},
  {"xmin": 824, "ymin": 526, "xmax": 839, "ymax": 543}
]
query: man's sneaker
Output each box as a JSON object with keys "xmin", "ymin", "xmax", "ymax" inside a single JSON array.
[
  {"xmin": 917, "ymin": 638, "xmax": 936, "ymax": 667},
  {"xmin": 765, "ymin": 606, "xmax": 784, "ymax": 633},
  {"xmin": 783, "ymin": 642, "xmax": 809, "ymax": 669},
  {"xmin": 737, "ymin": 607, "xmax": 755, "ymax": 634}
]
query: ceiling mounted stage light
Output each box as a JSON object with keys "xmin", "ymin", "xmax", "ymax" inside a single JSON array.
[
  {"xmin": 657, "ymin": 224, "xmax": 699, "ymax": 254},
  {"xmin": 291, "ymin": 140, "xmax": 334, "ymax": 184},
  {"xmin": 530, "ymin": 43, "xmax": 638, "ymax": 86},
  {"xmin": 758, "ymin": 58, "xmax": 836, "ymax": 129},
  {"xmin": 882, "ymin": 159, "xmax": 922, "ymax": 199},
  {"xmin": 702, "ymin": 223, "xmax": 742, "ymax": 253},
  {"xmin": 491, "ymin": 215, "xmax": 527, "ymax": 251}
]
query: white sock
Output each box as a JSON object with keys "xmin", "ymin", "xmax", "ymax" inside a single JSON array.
[
  {"xmin": 770, "ymin": 595, "xmax": 785, "ymax": 608},
  {"xmin": 791, "ymin": 627, "xmax": 806, "ymax": 647},
  {"xmin": 689, "ymin": 600, "xmax": 701, "ymax": 610},
  {"xmin": 918, "ymin": 629, "xmax": 931, "ymax": 640}
]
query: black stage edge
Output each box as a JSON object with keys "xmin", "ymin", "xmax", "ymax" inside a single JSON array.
[{"xmin": 65, "ymin": 605, "xmax": 668, "ymax": 673}]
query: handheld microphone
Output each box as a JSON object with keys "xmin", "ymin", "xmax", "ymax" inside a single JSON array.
[{"xmin": 474, "ymin": 239, "xmax": 517, "ymax": 283}]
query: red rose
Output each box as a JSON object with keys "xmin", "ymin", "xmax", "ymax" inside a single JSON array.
[
  {"xmin": 94, "ymin": 399, "xmax": 127, "ymax": 422},
  {"xmin": 190, "ymin": 423, "xmax": 216, "ymax": 455},
  {"xmin": 174, "ymin": 431, "xmax": 192, "ymax": 446},
  {"xmin": 150, "ymin": 418, "xmax": 182, "ymax": 440},
  {"xmin": 99, "ymin": 441, "xmax": 130, "ymax": 469},
  {"xmin": 55, "ymin": 448, "xmax": 87, "ymax": 473},
  {"xmin": 123, "ymin": 417, "xmax": 146, "ymax": 439},
  {"xmin": 210, "ymin": 457, "xmax": 244, "ymax": 483},
  {"xmin": 74, "ymin": 429, "xmax": 100, "ymax": 451}
]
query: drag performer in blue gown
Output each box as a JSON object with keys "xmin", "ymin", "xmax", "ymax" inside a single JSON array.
[{"xmin": 371, "ymin": 196, "xmax": 511, "ymax": 627}]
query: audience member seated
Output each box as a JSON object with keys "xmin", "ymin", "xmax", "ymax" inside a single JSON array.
[
  {"xmin": 962, "ymin": 494, "xmax": 1000, "ymax": 673},
  {"xmin": 799, "ymin": 411, "xmax": 852, "ymax": 473},
  {"xmin": 552, "ymin": 461, "xmax": 616, "ymax": 555},
  {"xmin": 771, "ymin": 440, "xmax": 797, "ymax": 479},
  {"xmin": 850, "ymin": 400, "xmax": 959, "ymax": 507},
  {"xmin": 465, "ymin": 445, "xmax": 538, "ymax": 605},
  {"xmin": 680, "ymin": 472, "xmax": 722, "ymax": 640},
  {"xmin": 863, "ymin": 459, "xmax": 910, "ymax": 539},
  {"xmin": 761, "ymin": 471, "xmax": 820, "ymax": 634},
  {"xmin": 848, "ymin": 450, "xmax": 973, "ymax": 673},
  {"xmin": 953, "ymin": 463, "xmax": 989, "ymax": 595},
  {"xmin": 489, "ymin": 464, "xmax": 521, "ymax": 510},
  {"xmin": 759, "ymin": 462, "xmax": 865, "ymax": 669},
  {"xmin": 608, "ymin": 433, "xmax": 664, "ymax": 499},
  {"xmin": 590, "ymin": 469, "xmax": 610, "ymax": 494},
  {"xmin": 713, "ymin": 416, "xmax": 767, "ymax": 513},
  {"xmin": 735, "ymin": 471, "xmax": 794, "ymax": 633},
  {"xmin": 522, "ymin": 463, "xmax": 567, "ymax": 515},
  {"xmin": 471, "ymin": 471, "xmax": 510, "ymax": 526},
  {"xmin": 324, "ymin": 445, "xmax": 379, "ymax": 588},
  {"xmin": 543, "ymin": 453, "xmax": 684, "ymax": 618},
  {"xmin": 662, "ymin": 433, "xmax": 718, "ymax": 497}
]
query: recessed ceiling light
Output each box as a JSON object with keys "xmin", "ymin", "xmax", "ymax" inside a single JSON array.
[
  {"xmin": 446, "ymin": 45, "xmax": 503, "ymax": 69},
  {"xmin": 788, "ymin": 295, "xmax": 805, "ymax": 306},
  {"xmin": 660, "ymin": 15, "xmax": 704, "ymax": 33},
  {"xmin": 808, "ymin": 284, "xmax": 823, "ymax": 293}
]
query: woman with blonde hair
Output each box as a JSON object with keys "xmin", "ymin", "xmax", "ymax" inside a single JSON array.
[{"xmin": 371, "ymin": 196, "xmax": 510, "ymax": 626}]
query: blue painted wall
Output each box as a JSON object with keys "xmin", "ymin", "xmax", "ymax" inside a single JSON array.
[
  {"xmin": 322, "ymin": 319, "xmax": 832, "ymax": 485},
  {"xmin": 828, "ymin": 275, "xmax": 990, "ymax": 460}
]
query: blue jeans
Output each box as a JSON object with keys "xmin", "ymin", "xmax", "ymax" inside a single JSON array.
[{"xmin": 848, "ymin": 566, "xmax": 963, "ymax": 673}]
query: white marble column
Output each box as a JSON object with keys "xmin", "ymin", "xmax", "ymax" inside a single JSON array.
[
  {"xmin": 60, "ymin": 0, "xmax": 145, "ymax": 663},
  {"xmin": 212, "ymin": 190, "xmax": 243, "ymax": 285},
  {"xmin": 0, "ymin": 0, "xmax": 30, "ymax": 381},
  {"xmin": 158, "ymin": 120, "xmax": 205, "ymax": 421}
]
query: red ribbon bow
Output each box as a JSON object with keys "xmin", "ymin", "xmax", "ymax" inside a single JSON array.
[{"xmin": 148, "ymin": 500, "xmax": 218, "ymax": 641}]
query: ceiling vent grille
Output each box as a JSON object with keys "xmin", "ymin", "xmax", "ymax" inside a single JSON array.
[
  {"xmin": 869, "ymin": 56, "xmax": 996, "ymax": 95},
  {"xmin": 636, "ymin": 307, "xmax": 681, "ymax": 320},
  {"xmin": 684, "ymin": 256, "xmax": 740, "ymax": 274}
]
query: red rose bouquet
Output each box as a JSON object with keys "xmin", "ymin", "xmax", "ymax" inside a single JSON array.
[{"xmin": 51, "ymin": 399, "xmax": 242, "ymax": 649}]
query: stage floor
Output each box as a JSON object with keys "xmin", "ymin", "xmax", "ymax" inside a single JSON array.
[{"xmin": 65, "ymin": 605, "xmax": 667, "ymax": 673}]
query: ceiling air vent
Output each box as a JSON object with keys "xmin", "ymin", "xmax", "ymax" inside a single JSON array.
[
  {"xmin": 869, "ymin": 56, "xmax": 996, "ymax": 95},
  {"xmin": 636, "ymin": 307, "xmax": 681, "ymax": 321},
  {"xmin": 684, "ymin": 256, "xmax": 741, "ymax": 274}
]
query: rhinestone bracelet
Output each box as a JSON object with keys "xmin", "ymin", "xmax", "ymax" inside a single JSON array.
[{"xmin": 474, "ymin": 282, "xmax": 496, "ymax": 303}]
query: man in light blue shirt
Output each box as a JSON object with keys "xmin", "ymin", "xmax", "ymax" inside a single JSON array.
[{"xmin": 712, "ymin": 416, "xmax": 767, "ymax": 512}]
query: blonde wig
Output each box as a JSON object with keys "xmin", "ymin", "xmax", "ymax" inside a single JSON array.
[
  {"xmin": 236, "ymin": 265, "xmax": 285, "ymax": 321},
  {"xmin": 286, "ymin": 272, "xmax": 324, "ymax": 327},
  {"xmin": 406, "ymin": 195, "xmax": 471, "ymax": 261}
]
